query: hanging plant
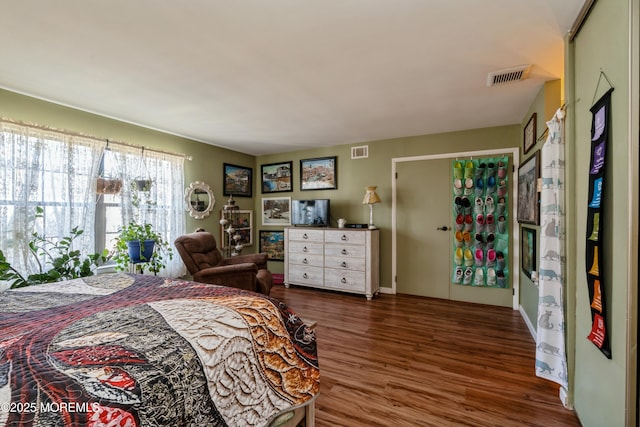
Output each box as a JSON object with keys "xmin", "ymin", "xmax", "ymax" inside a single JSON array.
[
  {"xmin": 132, "ymin": 148, "xmax": 153, "ymax": 192},
  {"xmin": 96, "ymin": 177, "xmax": 123, "ymax": 195},
  {"xmin": 133, "ymin": 179, "xmax": 153, "ymax": 192}
]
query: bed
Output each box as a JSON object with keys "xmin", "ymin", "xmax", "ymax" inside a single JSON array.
[{"xmin": 0, "ymin": 273, "xmax": 319, "ymax": 427}]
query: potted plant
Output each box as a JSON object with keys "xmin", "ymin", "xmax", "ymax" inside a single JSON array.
[
  {"xmin": 133, "ymin": 178, "xmax": 153, "ymax": 192},
  {"xmin": 0, "ymin": 207, "xmax": 108, "ymax": 289},
  {"xmin": 111, "ymin": 222, "xmax": 172, "ymax": 275}
]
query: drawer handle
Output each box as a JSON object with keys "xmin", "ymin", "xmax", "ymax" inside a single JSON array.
[
  {"xmin": 303, "ymin": 258, "xmax": 308, "ymax": 264},
  {"xmin": 303, "ymin": 273, "xmax": 308, "ymax": 279},
  {"xmin": 303, "ymin": 233, "xmax": 308, "ymax": 239},
  {"xmin": 341, "ymin": 277, "xmax": 347, "ymax": 284},
  {"xmin": 303, "ymin": 246, "xmax": 308, "ymax": 253},
  {"xmin": 341, "ymin": 249, "xmax": 347, "ymax": 255},
  {"xmin": 341, "ymin": 261, "xmax": 347, "ymax": 268},
  {"xmin": 341, "ymin": 234, "xmax": 347, "ymax": 241}
]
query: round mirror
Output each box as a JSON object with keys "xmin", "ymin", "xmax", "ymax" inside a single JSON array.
[{"xmin": 185, "ymin": 181, "xmax": 215, "ymax": 219}]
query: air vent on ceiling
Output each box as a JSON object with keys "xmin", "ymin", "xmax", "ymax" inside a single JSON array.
[
  {"xmin": 351, "ymin": 145, "xmax": 369, "ymax": 159},
  {"xmin": 486, "ymin": 65, "xmax": 531, "ymax": 87}
]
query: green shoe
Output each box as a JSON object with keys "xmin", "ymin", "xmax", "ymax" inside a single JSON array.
[{"xmin": 453, "ymin": 161, "xmax": 464, "ymax": 179}]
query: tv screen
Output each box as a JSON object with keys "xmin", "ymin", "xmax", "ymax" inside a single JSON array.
[{"xmin": 291, "ymin": 199, "xmax": 330, "ymax": 226}]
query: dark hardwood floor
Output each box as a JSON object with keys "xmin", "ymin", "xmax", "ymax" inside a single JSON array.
[{"xmin": 270, "ymin": 284, "xmax": 582, "ymax": 427}]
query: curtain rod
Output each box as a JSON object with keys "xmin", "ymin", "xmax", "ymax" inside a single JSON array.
[
  {"xmin": 1, "ymin": 117, "xmax": 192, "ymax": 161},
  {"xmin": 104, "ymin": 139, "xmax": 193, "ymax": 161}
]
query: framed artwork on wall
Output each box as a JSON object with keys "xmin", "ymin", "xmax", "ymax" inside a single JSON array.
[
  {"xmin": 259, "ymin": 230, "xmax": 285, "ymax": 261},
  {"xmin": 521, "ymin": 227, "xmax": 537, "ymax": 279},
  {"xmin": 517, "ymin": 151, "xmax": 540, "ymax": 225},
  {"xmin": 261, "ymin": 197, "xmax": 291, "ymax": 226},
  {"xmin": 261, "ymin": 161, "xmax": 293, "ymax": 193},
  {"xmin": 223, "ymin": 163, "xmax": 253, "ymax": 197},
  {"xmin": 523, "ymin": 112, "xmax": 537, "ymax": 155},
  {"xmin": 219, "ymin": 210, "xmax": 253, "ymax": 249},
  {"xmin": 300, "ymin": 156, "xmax": 337, "ymax": 190}
]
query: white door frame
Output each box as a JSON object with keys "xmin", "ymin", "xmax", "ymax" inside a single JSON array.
[{"xmin": 389, "ymin": 147, "xmax": 520, "ymax": 310}]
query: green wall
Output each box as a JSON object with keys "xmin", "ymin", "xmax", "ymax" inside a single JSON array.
[
  {"xmin": 519, "ymin": 80, "xmax": 562, "ymax": 333},
  {"xmin": 256, "ymin": 125, "xmax": 520, "ymax": 285},
  {"xmin": 0, "ymin": 89, "xmax": 254, "ymax": 245},
  {"xmin": 568, "ymin": 0, "xmax": 633, "ymax": 425},
  {"xmin": 3, "ymin": 5, "xmax": 638, "ymax": 423},
  {"xmin": 0, "ymin": 88, "xmax": 520, "ymax": 288}
]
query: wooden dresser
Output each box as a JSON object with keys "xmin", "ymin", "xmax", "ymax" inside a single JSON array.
[{"xmin": 284, "ymin": 227, "xmax": 379, "ymax": 300}]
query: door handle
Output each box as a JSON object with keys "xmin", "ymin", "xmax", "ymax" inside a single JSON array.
[{"xmin": 437, "ymin": 226, "xmax": 449, "ymax": 231}]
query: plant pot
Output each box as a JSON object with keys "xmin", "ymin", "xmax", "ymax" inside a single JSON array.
[
  {"xmin": 133, "ymin": 179, "xmax": 153, "ymax": 191},
  {"xmin": 96, "ymin": 177, "xmax": 123, "ymax": 195},
  {"xmin": 127, "ymin": 240, "xmax": 155, "ymax": 264}
]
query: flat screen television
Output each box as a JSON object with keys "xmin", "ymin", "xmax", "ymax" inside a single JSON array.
[{"xmin": 291, "ymin": 199, "xmax": 330, "ymax": 226}]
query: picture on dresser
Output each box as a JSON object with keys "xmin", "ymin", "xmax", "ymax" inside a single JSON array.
[
  {"xmin": 259, "ymin": 230, "xmax": 284, "ymax": 261},
  {"xmin": 262, "ymin": 197, "xmax": 291, "ymax": 225}
]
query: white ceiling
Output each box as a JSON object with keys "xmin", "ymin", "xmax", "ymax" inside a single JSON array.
[{"xmin": 0, "ymin": 0, "xmax": 585, "ymax": 156}]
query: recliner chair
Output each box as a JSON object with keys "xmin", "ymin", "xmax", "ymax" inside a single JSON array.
[{"xmin": 174, "ymin": 231, "xmax": 273, "ymax": 295}]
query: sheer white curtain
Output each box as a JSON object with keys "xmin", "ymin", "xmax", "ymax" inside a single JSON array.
[
  {"xmin": 0, "ymin": 120, "xmax": 105, "ymax": 289},
  {"xmin": 535, "ymin": 108, "xmax": 568, "ymax": 390},
  {"xmin": 103, "ymin": 145, "xmax": 186, "ymax": 277}
]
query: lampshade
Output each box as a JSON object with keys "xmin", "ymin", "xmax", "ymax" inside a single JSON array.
[{"xmin": 362, "ymin": 186, "xmax": 381, "ymax": 205}]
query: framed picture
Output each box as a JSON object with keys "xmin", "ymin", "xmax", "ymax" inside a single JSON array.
[
  {"xmin": 259, "ymin": 230, "xmax": 285, "ymax": 261},
  {"xmin": 261, "ymin": 197, "xmax": 291, "ymax": 226},
  {"xmin": 523, "ymin": 112, "xmax": 537, "ymax": 155},
  {"xmin": 300, "ymin": 156, "xmax": 337, "ymax": 190},
  {"xmin": 517, "ymin": 151, "xmax": 540, "ymax": 225},
  {"xmin": 223, "ymin": 163, "xmax": 253, "ymax": 197},
  {"xmin": 521, "ymin": 227, "xmax": 537, "ymax": 279},
  {"xmin": 261, "ymin": 161, "xmax": 293, "ymax": 193},
  {"xmin": 219, "ymin": 210, "xmax": 253, "ymax": 249}
]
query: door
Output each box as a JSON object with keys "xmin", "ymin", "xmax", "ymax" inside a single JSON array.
[
  {"xmin": 396, "ymin": 159, "xmax": 451, "ymax": 298},
  {"xmin": 396, "ymin": 156, "xmax": 513, "ymax": 307}
]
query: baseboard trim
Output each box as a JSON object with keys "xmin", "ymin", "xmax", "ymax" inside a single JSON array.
[{"xmin": 519, "ymin": 304, "xmax": 537, "ymax": 342}]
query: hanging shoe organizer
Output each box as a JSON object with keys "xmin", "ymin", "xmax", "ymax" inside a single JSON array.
[{"xmin": 452, "ymin": 157, "xmax": 509, "ymax": 288}]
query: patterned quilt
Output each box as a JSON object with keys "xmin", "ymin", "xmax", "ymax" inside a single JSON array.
[{"xmin": 0, "ymin": 273, "xmax": 319, "ymax": 427}]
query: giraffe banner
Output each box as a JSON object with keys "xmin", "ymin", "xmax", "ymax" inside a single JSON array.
[{"xmin": 585, "ymin": 88, "xmax": 613, "ymax": 359}]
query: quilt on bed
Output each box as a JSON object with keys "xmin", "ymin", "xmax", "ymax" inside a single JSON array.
[{"xmin": 0, "ymin": 273, "xmax": 319, "ymax": 427}]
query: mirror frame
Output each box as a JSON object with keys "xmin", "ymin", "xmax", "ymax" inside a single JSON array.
[{"xmin": 185, "ymin": 181, "xmax": 215, "ymax": 219}]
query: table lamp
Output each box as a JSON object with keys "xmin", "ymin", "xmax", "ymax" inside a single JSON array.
[{"xmin": 362, "ymin": 186, "xmax": 381, "ymax": 229}]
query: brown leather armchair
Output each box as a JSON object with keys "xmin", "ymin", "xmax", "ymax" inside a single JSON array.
[{"xmin": 174, "ymin": 232, "xmax": 273, "ymax": 295}]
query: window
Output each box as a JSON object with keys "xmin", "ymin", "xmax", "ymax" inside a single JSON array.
[{"xmin": 0, "ymin": 120, "xmax": 186, "ymax": 283}]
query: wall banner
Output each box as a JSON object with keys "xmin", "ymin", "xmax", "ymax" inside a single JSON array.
[{"xmin": 585, "ymin": 88, "xmax": 613, "ymax": 359}]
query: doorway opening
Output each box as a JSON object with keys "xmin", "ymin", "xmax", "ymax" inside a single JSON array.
[{"xmin": 390, "ymin": 147, "xmax": 520, "ymax": 310}]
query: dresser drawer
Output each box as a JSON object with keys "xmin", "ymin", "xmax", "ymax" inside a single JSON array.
[
  {"xmin": 287, "ymin": 265, "xmax": 324, "ymax": 286},
  {"xmin": 287, "ymin": 228, "xmax": 324, "ymax": 242},
  {"xmin": 288, "ymin": 241, "xmax": 324, "ymax": 256},
  {"xmin": 324, "ymin": 244, "xmax": 366, "ymax": 258},
  {"xmin": 324, "ymin": 269, "xmax": 366, "ymax": 292},
  {"xmin": 324, "ymin": 230, "xmax": 366, "ymax": 245},
  {"xmin": 324, "ymin": 255, "xmax": 366, "ymax": 271},
  {"xmin": 289, "ymin": 252, "xmax": 324, "ymax": 268},
  {"xmin": 284, "ymin": 228, "xmax": 379, "ymax": 300}
]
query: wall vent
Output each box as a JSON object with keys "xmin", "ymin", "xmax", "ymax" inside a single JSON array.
[
  {"xmin": 486, "ymin": 64, "xmax": 531, "ymax": 87},
  {"xmin": 351, "ymin": 145, "xmax": 369, "ymax": 159}
]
